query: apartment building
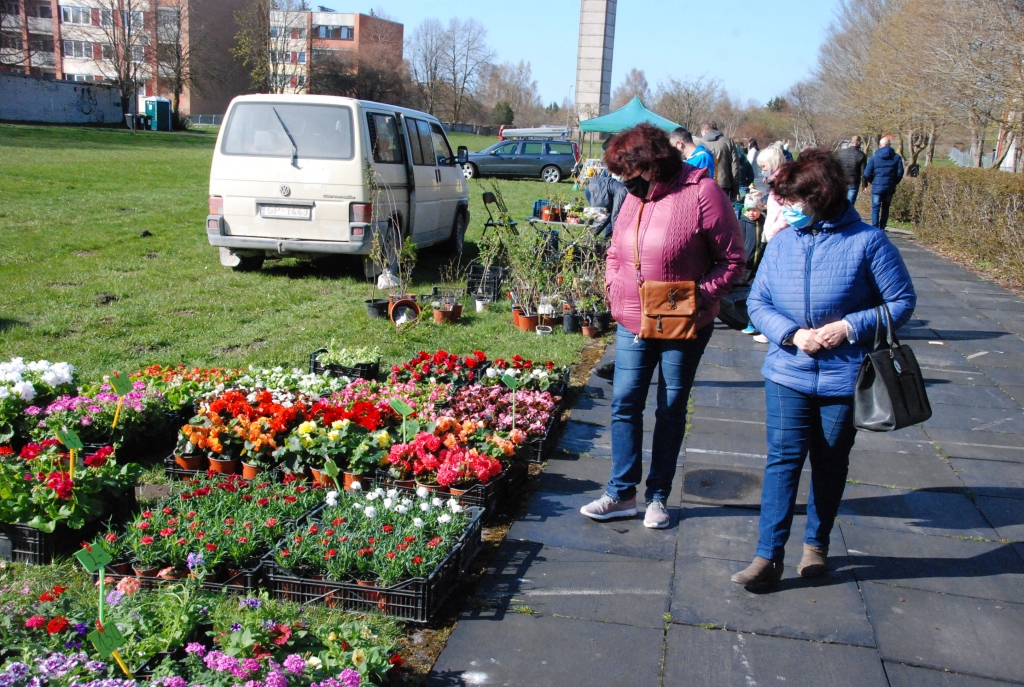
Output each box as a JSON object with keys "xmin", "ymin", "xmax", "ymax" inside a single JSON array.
[
  {"xmin": 267, "ymin": 8, "xmax": 402, "ymax": 94},
  {"xmin": 0, "ymin": 0, "xmax": 248, "ymax": 115}
]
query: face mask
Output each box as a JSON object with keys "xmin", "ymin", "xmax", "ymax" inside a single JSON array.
[
  {"xmin": 782, "ymin": 204, "xmax": 814, "ymax": 229},
  {"xmin": 622, "ymin": 175, "xmax": 650, "ymax": 199}
]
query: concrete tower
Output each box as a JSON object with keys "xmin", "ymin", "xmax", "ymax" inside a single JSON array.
[{"xmin": 575, "ymin": 0, "xmax": 617, "ymax": 122}]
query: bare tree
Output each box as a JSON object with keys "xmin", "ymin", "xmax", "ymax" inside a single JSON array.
[
  {"xmin": 232, "ymin": 0, "xmax": 307, "ymax": 94},
  {"xmin": 440, "ymin": 17, "xmax": 494, "ymax": 124},
  {"xmin": 611, "ymin": 68, "xmax": 650, "ymax": 110},
  {"xmin": 155, "ymin": 0, "xmax": 204, "ymax": 122},
  {"xmin": 407, "ymin": 18, "xmax": 446, "ymax": 115},
  {"xmin": 309, "ymin": 48, "xmax": 405, "ymax": 103},
  {"xmin": 653, "ymin": 75, "xmax": 721, "ymax": 131},
  {"xmin": 86, "ymin": 0, "xmax": 151, "ymax": 120},
  {"xmin": 479, "ymin": 60, "xmax": 545, "ymax": 126}
]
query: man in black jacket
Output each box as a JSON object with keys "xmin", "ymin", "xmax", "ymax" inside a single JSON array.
[{"xmin": 838, "ymin": 136, "xmax": 867, "ymax": 206}]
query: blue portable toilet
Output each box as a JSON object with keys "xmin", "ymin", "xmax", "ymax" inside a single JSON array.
[{"xmin": 143, "ymin": 97, "xmax": 172, "ymax": 131}]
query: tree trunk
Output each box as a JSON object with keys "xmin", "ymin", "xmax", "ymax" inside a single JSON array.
[
  {"xmin": 991, "ymin": 131, "xmax": 1015, "ymax": 170},
  {"xmin": 925, "ymin": 124, "xmax": 936, "ymax": 166}
]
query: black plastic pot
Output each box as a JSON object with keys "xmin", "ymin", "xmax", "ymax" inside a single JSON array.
[
  {"xmin": 563, "ymin": 313, "xmax": 581, "ymax": 334},
  {"xmin": 365, "ymin": 299, "xmax": 389, "ymax": 319},
  {"xmin": 594, "ymin": 310, "xmax": 612, "ymax": 332}
]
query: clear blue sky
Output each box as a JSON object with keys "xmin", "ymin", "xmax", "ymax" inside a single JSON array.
[{"xmin": 329, "ymin": 0, "xmax": 841, "ymax": 106}]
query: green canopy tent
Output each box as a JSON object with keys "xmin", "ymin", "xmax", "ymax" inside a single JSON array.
[
  {"xmin": 578, "ymin": 96, "xmax": 680, "ymax": 133},
  {"xmin": 576, "ymin": 96, "xmax": 680, "ymax": 162}
]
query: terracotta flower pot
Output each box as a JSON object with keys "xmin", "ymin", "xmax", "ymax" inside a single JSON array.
[
  {"xmin": 208, "ymin": 457, "xmax": 239, "ymax": 475},
  {"xmin": 133, "ymin": 564, "xmax": 160, "ymax": 578},
  {"xmin": 448, "ymin": 484, "xmax": 475, "ymax": 498},
  {"xmin": 582, "ymin": 325, "xmax": 600, "ymax": 338},
  {"xmin": 355, "ymin": 579, "xmax": 389, "ymax": 612},
  {"xmin": 241, "ymin": 462, "xmax": 262, "ymax": 480},
  {"xmin": 512, "ymin": 307, "xmax": 523, "ymax": 328},
  {"xmin": 393, "ymin": 478, "xmax": 415, "ymax": 489},
  {"xmin": 158, "ymin": 567, "xmax": 187, "ymax": 580},
  {"xmin": 175, "ymin": 454, "xmax": 207, "ymax": 471},
  {"xmin": 110, "ymin": 561, "xmax": 132, "ymax": 575},
  {"xmin": 310, "ymin": 468, "xmax": 337, "ymax": 489},
  {"xmin": 541, "ymin": 316, "xmax": 560, "ymax": 328},
  {"xmin": 414, "ymin": 481, "xmax": 449, "ymax": 494},
  {"xmin": 541, "ymin": 206, "xmax": 552, "ymax": 221},
  {"xmin": 343, "ymin": 472, "xmax": 368, "ymax": 491},
  {"xmin": 518, "ymin": 314, "xmax": 539, "ymax": 332}
]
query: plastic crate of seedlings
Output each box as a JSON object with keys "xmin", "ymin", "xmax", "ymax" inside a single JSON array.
[
  {"xmin": 265, "ymin": 499, "xmax": 485, "ymax": 623},
  {"xmin": 309, "ymin": 347, "xmax": 381, "ymax": 381},
  {"xmin": 0, "ymin": 522, "xmax": 102, "ymax": 564},
  {"xmin": 373, "ymin": 462, "xmax": 527, "ymax": 521},
  {"xmin": 466, "ymin": 264, "xmax": 505, "ymax": 303}
]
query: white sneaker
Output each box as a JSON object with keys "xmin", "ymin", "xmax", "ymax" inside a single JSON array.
[
  {"xmin": 580, "ymin": 494, "xmax": 637, "ymax": 520},
  {"xmin": 752, "ymin": 334, "xmax": 769, "ymax": 344},
  {"xmin": 644, "ymin": 500, "xmax": 670, "ymax": 529}
]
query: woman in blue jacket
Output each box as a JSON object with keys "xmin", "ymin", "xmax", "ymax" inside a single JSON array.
[{"xmin": 734, "ymin": 149, "xmax": 916, "ymax": 592}]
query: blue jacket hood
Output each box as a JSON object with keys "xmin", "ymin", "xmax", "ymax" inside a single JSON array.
[{"xmin": 875, "ymin": 146, "xmax": 897, "ymax": 161}]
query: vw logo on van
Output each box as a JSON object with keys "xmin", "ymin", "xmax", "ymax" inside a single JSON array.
[{"xmin": 279, "ymin": 184, "xmax": 291, "ymax": 197}]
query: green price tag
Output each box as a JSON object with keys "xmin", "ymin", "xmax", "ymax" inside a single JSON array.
[
  {"xmin": 74, "ymin": 541, "xmax": 112, "ymax": 573},
  {"xmin": 109, "ymin": 372, "xmax": 133, "ymax": 397},
  {"xmin": 501, "ymin": 374, "xmax": 520, "ymax": 390},
  {"xmin": 389, "ymin": 399, "xmax": 413, "ymax": 417},
  {"xmin": 56, "ymin": 426, "xmax": 84, "ymax": 451},
  {"xmin": 88, "ymin": 622, "xmax": 125, "ymax": 658}
]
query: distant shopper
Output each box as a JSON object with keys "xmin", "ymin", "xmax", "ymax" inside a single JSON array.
[
  {"xmin": 739, "ymin": 189, "xmax": 769, "ymax": 343},
  {"xmin": 669, "ymin": 128, "xmax": 715, "ymax": 178},
  {"xmin": 581, "ymin": 123, "xmax": 745, "ymax": 529},
  {"xmin": 782, "ymin": 142, "xmax": 793, "ymax": 161},
  {"xmin": 757, "ymin": 145, "xmax": 788, "ymax": 242},
  {"xmin": 838, "ymin": 136, "xmax": 868, "ymax": 206},
  {"xmin": 700, "ymin": 121, "xmax": 742, "ymax": 199},
  {"xmin": 737, "ymin": 143, "xmax": 755, "ymax": 193},
  {"xmin": 737, "ymin": 149, "xmax": 916, "ymax": 593},
  {"xmin": 587, "ymin": 175, "xmax": 627, "ymax": 240},
  {"xmin": 747, "ymin": 138, "xmax": 760, "ymax": 166},
  {"xmin": 863, "ymin": 136, "xmax": 905, "ymax": 231}
]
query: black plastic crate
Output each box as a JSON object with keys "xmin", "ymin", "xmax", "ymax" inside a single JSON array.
[
  {"xmin": 0, "ymin": 520, "xmax": 102, "ymax": 564},
  {"xmin": 527, "ymin": 400, "xmax": 565, "ymax": 463},
  {"xmin": 265, "ymin": 506, "xmax": 483, "ymax": 623},
  {"xmin": 94, "ymin": 562, "xmax": 265, "ymax": 595},
  {"xmin": 309, "ymin": 348, "xmax": 381, "ymax": 381},
  {"xmin": 466, "ymin": 264, "xmax": 505, "ymax": 302},
  {"xmin": 373, "ymin": 462, "xmax": 526, "ymax": 520}
]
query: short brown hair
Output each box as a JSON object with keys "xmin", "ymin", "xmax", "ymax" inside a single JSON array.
[
  {"xmin": 603, "ymin": 123, "xmax": 683, "ymax": 182},
  {"xmin": 770, "ymin": 148, "xmax": 848, "ymax": 221}
]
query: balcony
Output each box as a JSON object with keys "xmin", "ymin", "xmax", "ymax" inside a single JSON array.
[{"xmin": 28, "ymin": 16, "xmax": 53, "ymax": 34}]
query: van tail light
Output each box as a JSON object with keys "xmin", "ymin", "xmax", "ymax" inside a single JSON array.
[
  {"xmin": 349, "ymin": 203, "xmax": 372, "ymax": 223},
  {"xmin": 209, "ymin": 196, "xmax": 223, "ymax": 214},
  {"xmin": 572, "ymin": 142, "xmax": 581, "ymax": 162}
]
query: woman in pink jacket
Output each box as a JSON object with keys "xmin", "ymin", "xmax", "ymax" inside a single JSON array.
[
  {"xmin": 580, "ymin": 124, "xmax": 746, "ymax": 529},
  {"xmin": 758, "ymin": 145, "xmax": 789, "ymax": 242}
]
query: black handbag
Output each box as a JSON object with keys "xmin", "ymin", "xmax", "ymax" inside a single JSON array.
[{"xmin": 854, "ymin": 305, "xmax": 932, "ymax": 432}]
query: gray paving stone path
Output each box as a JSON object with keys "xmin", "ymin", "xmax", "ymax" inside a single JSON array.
[{"xmin": 429, "ymin": 237, "xmax": 1024, "ymax": 686}]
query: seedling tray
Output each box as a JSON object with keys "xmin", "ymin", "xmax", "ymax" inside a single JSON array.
[
  {"xmin": 0, "ymin": 521, "xmax": 102, "ymax": 564},
  {"xmin": 309, "ymin": 348, "xmax": 381, "ymax": 381},
  {"xmin": 373, "ymin": 462, "xmax": 527, "ymax": 520},
  {"xmin": 265, "ymin": 506, "xmax": 484, "ymax": 623},
  {"xmin": 94, "ymin": 562, "xmax": 265, "ymax": 595}
]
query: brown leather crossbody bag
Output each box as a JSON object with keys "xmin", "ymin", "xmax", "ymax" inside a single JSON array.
[{"xmin": 632, "ymin": 201, "xmax": 701, "ymax": 340}]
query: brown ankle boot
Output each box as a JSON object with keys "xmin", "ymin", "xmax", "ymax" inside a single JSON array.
[
  {"xmin": 730, "ymin": 556, "xmax": 784, "ymax": 591},
  {"xmin": 797, "ymin": 544, "xmax": 828, "ymax": 578}
]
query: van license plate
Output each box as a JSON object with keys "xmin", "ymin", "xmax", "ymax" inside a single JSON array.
[{"xmin": 260, "ymin": 205, "xmax": 311, "ymax": 220}]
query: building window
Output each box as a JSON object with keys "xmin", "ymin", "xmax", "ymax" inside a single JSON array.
[
  {"xmin": 100, "ymin": 9, "xmax": 142, "ymax": 29},
  {"xmin": 3, "ymin": 2, "xmax": 20, "ymax": 16},
  {"xmin": 61, "ymin": 6, "xmax": 92, "ymax": 25},
  {"xmin": 63, "ymin": 40, "xmax": 93, "ymax": 59},
  {"xmin": 131, "ymin": 45, "xmax": 144, "ymax": 62},
  {"xmin": 37, "ymin": 4, "xmax": 52, "ymax": 19},
  {"xmin": 314, "ymin": 25, "xmax": 354, "ymax": 40},
  {"xmin": 298, "ymin": 51, "xmax": 306, "ymax": 64},
  {"xmin": 296, "ymin": 74, "xmax": 306, "ymax": 88},
  {"xmin": 1, "ymin": 35, "xmax": 23, "ymax": 50},
  {"xmin": 101, "ymin": 43, "xmax": 114, "ymax": 60}
]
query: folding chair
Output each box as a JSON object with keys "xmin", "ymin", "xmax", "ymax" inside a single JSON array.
[{"xmin": 481, "ymin": 191, "xmax": 519, "ymax": 238}]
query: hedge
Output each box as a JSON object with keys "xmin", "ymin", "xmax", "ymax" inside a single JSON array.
[{"xmin": 898, "ymin": 167, "xmax": 1024, "ymax": 285}]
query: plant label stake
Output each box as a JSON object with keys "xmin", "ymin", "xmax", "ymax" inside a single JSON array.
[
  {"xmin": 56, "ymin": 426, "xmax": 84, "ymax": 479},
  {"xmin": 109, "ymin": 372, "xmax": 133, "ymax": 429},
  {"xmin": 76, "ymin": 540, "xmax": 130, "ymax": 677},
  {"xmin": 389, "ymin": 399, "xmax": 419, "ymax": 443},
  {"xmin": 501, "ymin": 374, "xmax": 519, "ymax": 432}
]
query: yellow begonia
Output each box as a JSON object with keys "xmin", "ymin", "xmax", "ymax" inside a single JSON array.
[
  {"xmin": 375, "ymin": 431, "xmax": 391, "ymax": 448},
  {"xmin": 298, "ymin": 421, "xmax": 317, "ymax": 435},
  {"xmin": 327, "ymin": 430, "xmax": 341, "ymax": 442}
]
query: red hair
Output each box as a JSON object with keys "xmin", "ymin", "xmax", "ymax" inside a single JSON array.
[
  {"xmin": 603, "ymin": 123, "xmax": 683, "ymax": 182},
  {"xmin": 770, "ymin": 148, "xmax": 848, "ymax": 221}
]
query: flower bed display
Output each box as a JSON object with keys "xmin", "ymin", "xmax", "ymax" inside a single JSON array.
[
  {"xmin": 131, "ymin": 365, "xmax": 243, "ymax": 424},
  {"xmin": 103, "ymin": 473, "xmax": 324, "ymax": 582},
  {"xmin": 0, "ymin": 358, "xmax": 76, "ymax": 447},
  {"xmin": 0, "ymin": 442, "xmax": 139, "ymax": 563},
  {"xmin": 266, "ymin": 487, "xmax": 483, "ymax": 622},
  {"xmin": 27, "ymin": 385, "xmax": 167, "ymax": 448},
  {"xmin": 309, "ymin": 345, "xmax": 382, "ymax": 381},
  {"xmin": 388, "ymin": 350, "xmax": 489, "ymax": 386},
  {"xmin": 480, "ymin": 355, "xmax": 570, "ymax": 395}
]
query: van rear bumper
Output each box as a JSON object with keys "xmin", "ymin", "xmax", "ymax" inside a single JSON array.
[{"xmin": 206, "ymin": 215, "xmax": 369, "ymax": 255}]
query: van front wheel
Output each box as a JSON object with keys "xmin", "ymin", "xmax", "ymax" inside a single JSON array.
[{"xmin": 444, "ymin": 211, "xmax": 466, "ymax": 255}]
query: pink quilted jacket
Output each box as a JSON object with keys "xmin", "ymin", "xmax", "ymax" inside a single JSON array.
[{"xmin": 605, "ymin": 164, "xmax": 747, "ymax": 335}]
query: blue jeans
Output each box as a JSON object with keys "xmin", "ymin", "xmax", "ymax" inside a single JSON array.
[
  {"xmin": 872, "ymin": 191, "xmax": 894, "ymax": 229},
  {"xmin": 756, "ymin": 380, "xmax": 857, "ymax": 562},
  {"xmin": 607, "ymin": 324, "xmax": 713, "ymax": 503},
  {"xmin": 847, "ymin": 184, "xmax": 860, "ymax": 207}
]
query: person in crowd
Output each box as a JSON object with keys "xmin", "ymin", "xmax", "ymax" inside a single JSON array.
[
  {"xmin": 782, "ymin": 142, "xmax": 793, "ymax": 161},
  {"xmin": 739, "ymin": 190, "xmax": 769, "ymax": 344},
  {"xmin": 838, "ymin": 135, "xmax": 868, "ymax": 206},
  {"xmin": 587, "ymin": 175, "xmax": 627, "ymax": 240},
  {"xmin": 669, "ymin": 127, "xmax": 715, "ymax": 178},
  {"xmin": 747, "ymin": 138, "xmax": 760, "ymax": 166},
  {"xmin": 758, "ymin": 145, "xmax": 789, "ymax": 242},
  {"xmin": 581, "ymin": 123, "xmax": 746, "ymax": 529},
  {"xmin": 700, "ymin": 120, "xmax": 742, "ymax": 199},
  {"xmin": 863, "ymin": 135, "xmax": 905, "ymax": 231},
  {"xmin": 737, "ymin": 142, "xmax": 755, "ymax": 195},
  {"xmin": 735, "ymin": 148, "xmax": 916, "ymax": 592}
]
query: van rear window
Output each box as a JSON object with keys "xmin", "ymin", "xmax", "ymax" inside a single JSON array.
[{"xmin": 221, "ymin": 103, "xmax": 354, "ymax": 160}]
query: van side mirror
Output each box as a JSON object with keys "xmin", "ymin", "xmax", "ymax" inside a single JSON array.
[{"xmin": 457, "ymin": 146, "xmax": 468, "ymax": 164}]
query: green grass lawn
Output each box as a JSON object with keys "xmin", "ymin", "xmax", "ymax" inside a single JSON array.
[{"xmin": 0, "ymin": 124, "xmax": 589, "ymax": 381}]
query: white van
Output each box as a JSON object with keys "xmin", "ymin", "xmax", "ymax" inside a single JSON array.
[{"xmin": 206, "ymin": 94, "xmax": 470, "ymax": 271}]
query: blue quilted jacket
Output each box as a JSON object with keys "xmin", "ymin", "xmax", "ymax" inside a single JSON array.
[
  {"xmin": 748, "ymin": 204, "xmax": 916, "ymax": 397},
  {"xmin": 863, "ymin": 146, "xmax": 904, "ymax": 194}
]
